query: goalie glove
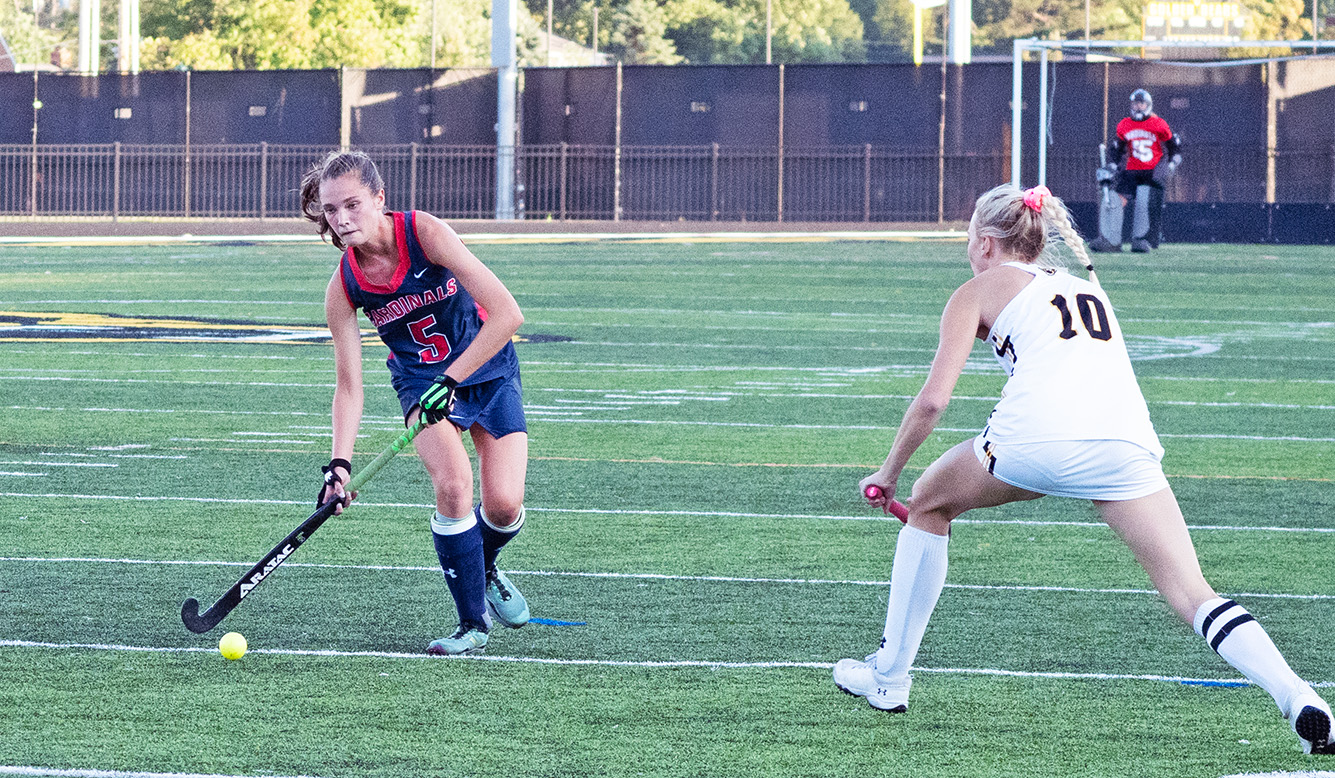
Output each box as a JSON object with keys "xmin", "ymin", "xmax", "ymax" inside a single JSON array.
[
  {"xmin": 418, "ymin": 374, "xmax": 459, "ymax": 425},
  {"xmin": 1153, "ymin": 155, "xmax": 1181, "ymax": 186}
]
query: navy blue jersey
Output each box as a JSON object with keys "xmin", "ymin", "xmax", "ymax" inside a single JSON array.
[{"xmin": 338, "ymin": 211, "xmax": 519, "ymax": 390}]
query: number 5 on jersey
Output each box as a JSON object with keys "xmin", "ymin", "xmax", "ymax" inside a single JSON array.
[{"xmin": 408, "ymin": 314, "xmax": 453, "ymax": 363}]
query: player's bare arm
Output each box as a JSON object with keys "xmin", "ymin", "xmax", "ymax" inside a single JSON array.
[
  {"xmin": 862, "ymin": 279, "xmax": 982, "ymax": 501},
  {"xmin": 324, "ymin": 269, "xmax": 365, "ymax": 511},
  {"xmin": 414, "ymin": 213, "xmax": 524, "ymax": 383}
]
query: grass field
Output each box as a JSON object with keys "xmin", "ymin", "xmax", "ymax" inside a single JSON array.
[{"xmin": 1, "ymin": 234, "xmax": 1333, "ymax": 778}]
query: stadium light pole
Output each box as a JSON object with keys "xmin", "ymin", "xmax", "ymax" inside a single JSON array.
[
  {"xmin": 78, "ymin": 0, "xmax": 100, "ymax": 73},
  {"xmin": 766, "ymin": 0, "xmax": 772, "ymax": 64},
  {"xmin": 946, "ymin": 0, "xmax": 970, "ymax": 63},
  {"xmin": 492, "ymin": 0, "xmax": 518, "ymax": 219}
]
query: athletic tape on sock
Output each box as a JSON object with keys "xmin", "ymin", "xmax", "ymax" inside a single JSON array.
[
  {"xmin": 480, "ymin": 505, "xmax": 524, "ymax": 534},
  {"xmin": 431, "ymin": 511, "xmax": 478, "ymax": 536}
]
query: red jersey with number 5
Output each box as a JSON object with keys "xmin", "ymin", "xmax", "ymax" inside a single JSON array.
[
  {"xmin": 338, "ymin": 210, "xmax": 518, "ymax": 387},
  {"xmin": 1116, "ymin": 115, "xmax": 1174, "ymax": 171}
]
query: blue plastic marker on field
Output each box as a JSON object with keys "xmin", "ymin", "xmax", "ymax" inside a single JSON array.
[
  {"xmin": 530, "ymin": 617, "xmax": 587, "ymax": 626},
  {"xmin": 1180, "ymin": 680, "xmax": 1250, "ymax": 688}
]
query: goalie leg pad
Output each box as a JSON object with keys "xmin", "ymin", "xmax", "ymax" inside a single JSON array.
[
  {"xmin": 1096, "ymin": 188, "xmax": 1124, "ymax": 249},
  {"xmin": 1132, "ymin": 185, "xmax": 1153, "ymax": 241},
  {"xmin": 1147, "ymin": 186, "xmax": 1166, "ymax": 248}
]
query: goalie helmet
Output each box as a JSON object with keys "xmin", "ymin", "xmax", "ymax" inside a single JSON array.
[{"xmin": 1129, "ymin": 89, "xmax": 1153, "ymax": 121}]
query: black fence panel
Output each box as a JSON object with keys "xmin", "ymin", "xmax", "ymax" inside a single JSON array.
[
  {"xmin": 1163, "ymin": 203, "xmax": 1271, "ymax": 243},
  {"xmin": 521, "ymin": 67, "xmax": 618, "ymax": 146},
  {"xmin": 0, "ymin": 74, "xmax": 35, "ymax": 144},
  {"xmin": 31, "ymin": 72, "xmax": 187, "ymax": 144},
  {"xmin": 1270, "ymin": 203, "xmax": 1335, "ymax": 244},
  {"xmin": 782, "ymin": 64, "xmax": 941, "ymax": 147},
  {"xmin": 189, "ymin": 70, "xmax": 339, "ymax": 145},
  {"xmin": 620, "ymin": 65, "xmax": 779, "ymax": 147},
  {"xmin": 344, "ymin": 68, "xmax": 497, "ymax": 146}
]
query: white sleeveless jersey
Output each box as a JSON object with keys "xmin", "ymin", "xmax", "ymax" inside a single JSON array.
[{"xmin": 982, "ymin": 262, "xmax": 1162, "ymax": 456}]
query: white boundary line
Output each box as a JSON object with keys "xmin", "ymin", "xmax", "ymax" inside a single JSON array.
[
  {"xmin": 4, "ymin": 639, "xmax": 1333, "ymax": 690},
  {"xmin": 0, "ymin": 767, "xmax": 328, "ymax": 778},
  {"xmin": 3, "ymin": 492, "xmax": 1335, "ymax": 534},
  {"xmin": 0, "ymin": 230, "xmax": 966, "ymax": 247},
  {"xmin": 5, "ymin": 556, "xmax": 1333, "ymax": 601}
]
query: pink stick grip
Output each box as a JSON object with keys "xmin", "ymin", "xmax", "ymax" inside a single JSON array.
[{"xmin": 864, "ymin": 485, "xmax": 908, "ymax": 523}]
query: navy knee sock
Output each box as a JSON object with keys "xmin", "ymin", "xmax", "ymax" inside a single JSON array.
[
  {"xmin": 431, "ymin": 512, "xmax": 487, "ymax": 631},
  {"xmin": 477, "ymin": 504, "xmax": 524, "ymax": 573}
]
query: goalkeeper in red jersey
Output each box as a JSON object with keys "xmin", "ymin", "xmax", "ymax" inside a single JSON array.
[{"xmin": 1089, "ymin": 89, "xmax": 1182, "ymax": 253}]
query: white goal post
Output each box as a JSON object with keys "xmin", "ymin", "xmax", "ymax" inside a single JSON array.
[{"xmin": 1009, "ymin": 38, "xmax": 1335, "ymax": 189}]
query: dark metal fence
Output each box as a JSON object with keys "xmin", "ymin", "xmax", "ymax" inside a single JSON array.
[{"xmin": 2, "ymin": 142, "xmax": 1333, "ymax": 222}]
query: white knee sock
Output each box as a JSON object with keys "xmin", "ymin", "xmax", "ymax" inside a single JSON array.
[
  {"xmin": 1194, "ymin": 597, "xmax": 1309, "ymax": 713},
  {"xmin": 874, "ymin": 525, "xmax": 950, "ymax": 682}
]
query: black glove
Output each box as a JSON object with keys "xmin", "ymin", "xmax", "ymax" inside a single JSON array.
[
  {"xmin": 418, "ymin": 374, "xmax": 459, "ymax": 425},
  {"xmin": 317, "ymin": 458, "xmax": 351, "ymax": 507}
]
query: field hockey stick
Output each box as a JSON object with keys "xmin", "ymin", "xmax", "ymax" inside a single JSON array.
[
  {"xmin": 863, "ymin": 485, "xmax": 909, "ymax": 523},
  {"xmin": 181, "ymin": 417, "xmax": 429, "ymax": 634}
]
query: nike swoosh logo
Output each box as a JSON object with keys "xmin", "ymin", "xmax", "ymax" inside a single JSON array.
[{"xmin": 414, "ymin": 268, "xmax": 428, "ymax": 279}]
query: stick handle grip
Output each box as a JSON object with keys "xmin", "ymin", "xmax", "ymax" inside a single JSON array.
[
  {"xmin": 863, "ymin": 485, "xmax": 909, "ymax": 523},
  {"xmin": 345, "ymin": 418, "xmax": 427, "ymax": 493}
]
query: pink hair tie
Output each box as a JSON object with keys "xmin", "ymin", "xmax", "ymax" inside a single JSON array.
[{"xmin": 1022, "ymin": 185, "xmax": 1051, "ymax": 212}]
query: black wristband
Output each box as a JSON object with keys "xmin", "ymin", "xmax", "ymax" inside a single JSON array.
[
  {"xmin": 440, "ymin": 375, "xmax": 459, "ymax": 390},
  {"xmin": 322, "ymin": 458, "xmax": 352, "ymax": 482}
]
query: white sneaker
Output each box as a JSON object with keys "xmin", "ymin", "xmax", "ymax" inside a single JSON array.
[
  {"xmin": 832, "ymin": 654, "xmax": 911, "ymax": 712},
  {"xmin": 1287, "ymin": 690, "xmax": 1335, "ymax": 754}
]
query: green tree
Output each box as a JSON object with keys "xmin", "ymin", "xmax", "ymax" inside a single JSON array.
[
  {"xmin": 609, "ymin": 0, "xmax": 683, "ymax": 63},
  {"xmin": 140, "ymin": 0, "xmax": 425, "ymax": 69},
  {"xmin": 664, "ymin": 0, "xmax": 864, "ymax": 63},
  {"xmin": 0, "ymin": 0, "xmax": 65, "ymax": 68}
]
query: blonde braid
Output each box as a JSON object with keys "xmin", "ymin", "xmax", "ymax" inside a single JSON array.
[{"xmin": 1043, "ymin": 196, "xmax": 1100, "ymax": 286}]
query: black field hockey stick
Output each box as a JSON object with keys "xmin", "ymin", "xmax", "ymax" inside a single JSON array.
[{"xmin": 181, "ymin": 418, "xmax": 428, "ymax": 634}]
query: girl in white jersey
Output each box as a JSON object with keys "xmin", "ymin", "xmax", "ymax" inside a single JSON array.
[{"xmin": 836, "ymin": 183, "xmax": 1334, "ymax": 754}]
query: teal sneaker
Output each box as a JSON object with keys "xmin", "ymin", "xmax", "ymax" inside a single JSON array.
[
  {"xmin": 426, "ymin": 624, "xmax": 488, "ymax": 656},
  {"xmin": 485, "ymin": 568, "xmax": 530, "ymax": 628}
]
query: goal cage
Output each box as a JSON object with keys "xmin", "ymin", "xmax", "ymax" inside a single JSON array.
[{"xmin": 1008, "ymin": 38, "xmax": 1335, "ymax": 192}]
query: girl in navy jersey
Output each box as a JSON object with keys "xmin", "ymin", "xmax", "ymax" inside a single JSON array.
[
  {"xmin": 837, "ymin": 183, "xmax": 1333, "ymax": 754},
  {"xmin": 300, "ymin": 150, "xmax": 530, "ymax": 656}
]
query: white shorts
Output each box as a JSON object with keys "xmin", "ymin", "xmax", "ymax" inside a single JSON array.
[{"xmin": 973, "ymin": 434, "xmax": 1170, "ymax": 501}]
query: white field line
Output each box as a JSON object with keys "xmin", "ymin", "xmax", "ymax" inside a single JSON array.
[
  {"xmin": 3, "ymin": 639, "xmax": 1333, "ymax": 690},
  {"xmin": 5, "ymin": 640, "xmax": 1329, "ymax": 693},
  {"xmin": 6, "ymin": 402, "xmax": 1334, "ymax": 441},
  {"xmin": 6, "ymin": 362, "xmax": 1335, "ymax": 386},
  {"xmin": 5, "ymin": 556, "xmax": 1333, "ymax": 602},
  {"xmin": 0, "ymin": 461, "xmax": 116, "ymax": 468},
  {"xmin": 5, "ymin": 343, "xmax": 1335, "ymax": 369},
  {"xmin": 0, "ymin": 229, "xmax": 965, "ymax": 248},
  {"xmin": 11, "ymin": 386, "xmax": 1335, "ymax": 414},
  {"xmin": 4, "ymin": 492, "xmax": 1335, "ymax": 535},
  {"xmin": 0, "ymin": 768, "xmax": 328, "ymax": 778}
]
